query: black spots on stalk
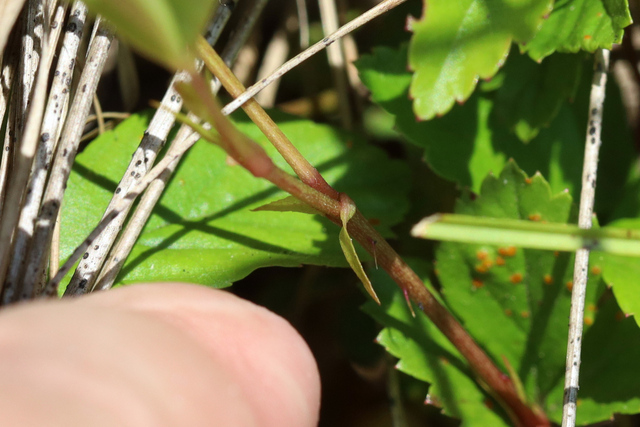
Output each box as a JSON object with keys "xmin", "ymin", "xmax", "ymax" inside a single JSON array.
[
  {"xmin": 115, "ymin": 187, "xmax": 121, "ymax": 194},
  {"xmin": 589, "ymin": 126, "xmax": 596, "ymax": 136},
  {"xmin": 322, "ymin": 37, "xmax": 334, "ymax": 46},
  {"xmin": 94, "ymin": 245, "xmax": 99, "ymax": 250},
  {"xmin": 135, "ymin": 160, "xmax": 142, "ymax": 166},
  {"xmin": 78, "ymin": 279, "xmax": 88, "ymax": 289},
  {"xmin": 171, "ymin": 94, "xmax": 176, "ymax": 102},
  {"xmin": 83, "ymin": 253, "xmax": 89, "ymax": 259},
  {"xmin": 67, "ymin": 22, "xmax": 77, "ymax": 33},
  {"xmin": 62, "ymin": 149, "xmax": 68, "ymax": 156},
  {"xmin": 41, "ymin": 133, "xmax": 50, "ymax": 142},
  {"xmin": 591, "ymin": 108, "xmax": 598, "ymax": 115},
  {"xmin": 54, "ymin": 70, "xmax": 60, "ymax": 77},
  {"xmin": 81, "ymin": 84, "xmax": 87, "ymax": 93},
  {"xmin": 130, "ymin": 171, "xmax": 135, "ymax": 177}
]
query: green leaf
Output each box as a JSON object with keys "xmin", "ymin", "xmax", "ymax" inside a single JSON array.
[
  {"xmin": 60, "ymin": 111, "xmax": 411, "ymax": 288},
  {"xmin": 487, "ymin": 50, "xmax": 582, "ymax": 142},
  {"xmin": 601, "ymin": 218, "xmax": 640, "ymax": 327},
  {"xmin": 407, "ymin": 0, "xmax": 553, "ymax": 120},
  {"xmin": 365, "ymin": 162, "xmax": 640, "ymax": 424},
  {"xmin": 81, "ymin": 0, "xmax": 216, "ymax": 69},
  {"xmin": 338, "ymin": 195, "xmax": 379, "ymax": 304},
  {"xmin": 253, "ymin": 196, "xmax": 322, "ymax": 215},
  {"xmin": 357, "ymin": 44, "xmax": 633, "ymax": 221},
  {"xmin": 520, "ymin": 0, "xmax": 632, "ymax": 61},
  {"xmin": 362, "ymin": 258, "xmax": 512, "ymax": 427}
]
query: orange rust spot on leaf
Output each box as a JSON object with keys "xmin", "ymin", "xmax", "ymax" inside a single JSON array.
[
  {"xmin": 584, "ymin": 316, "xmax": 593, "ymax": 326},
  {"xmin": 476, "ymin": 249, "xmax": 489, "ymax": 260},
  {"xmin": 577, "ymin": 399, "xmax": 583, "ymax": 407},
  {"xmin": 472, "ymin": 279, "xmax": 484, "ymax": 289},
  {"xmin": 482, "ymin": 259, "xmax": 493, "ymax": 269},
  {"xmin": 587, "ymin": 303, "xmax": 597, "ymax": 312},
  {"xmin": 496, "ymin": 256, "xmax": 506, "ymax": 266},
  {"xmin": 484, "ymin": 398, "xmax": 494, "ymax": 409},
  {"xmin": 544, "ymin": 274, "xmax": 553, "ymax": 285},
  {"xmin": 525, "ymin": 177, "xmax": 533, "ymax": 184},
  {"xmin": 510, "ymin": 273, "xmax": 523, "ymax": 284},
  {"xmin": 439, "ymin": 356, "xmax": 450, "ymax": 365},
  {"xmin": 591, "ymin": 265, "xmax": 602, "ymax": 275},
  {"xmin": 505, "ymin": 308, "xmax": 513, "ymax": 317},
  {"xmin": 434, "ymin": 269, "xmax": 440, "ymax": 276},
  {"xmin": 498, "ymin": 246, "xmax": 517, "ymax": 257},
  {"xmin": 554, "ymin": 251, "xmax": 560, "ymax": 257},
  {"xmin": 521, "ymin": 311, "xmax": 530, "ymax": 318},
  {"xmin": 566, "ymin": 281, "xmax": 573, "ymax": 291},
  {"xmin": 528, "ymin": 213, "xmax": 542, "ymax": 221},
  {"xmin": 583, "ymin": 35, "xmax": 592, "ymax": 40},
  {"xmin": 475, "ymin": 264, "xmax": 488, "ymax": 274}
]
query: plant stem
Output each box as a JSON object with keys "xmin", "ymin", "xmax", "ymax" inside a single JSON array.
[
  {"xmin": 178, "ymin": 73, "xmax": 549, "ymax": 427},
  {"xmin": 197, "ymin": 39, "xmax": 338, "ymax": 198},
  {"xmin": 221, "ymin": 0, "xmax": 408, "ymax": 115},
  {"xmin": 411, "ymin": 214, "xmax": 640, "ymax": 256},
  {"xmin": 561, "ymin": 48, "xmax": 610, "ymax": 427}
]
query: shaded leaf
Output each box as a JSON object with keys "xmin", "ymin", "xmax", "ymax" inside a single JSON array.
[
  {"xmin": 364, "ymin": 162, "xmax": 640, "ymax": 425},
  {"xmin": 520, "ymin": 0, "xmax": 632, "ymax": 61},
  {"xmin": 362, "ymin": 258, "xmax": 511, "ymax": 427},
  {"xmin": 601, "ymin": 218, "xmax": 640, "ymax": 326},
  {"xmin": 407, "ymin": 0, "xmax": 552, "ymax": 119},
  {"xmin": 487, "ymin": 50, "xmax": 582, "ymax": 142},
  {"xmin": 60, "ymin": 111, "xmax": 410, "ymax": 288}
]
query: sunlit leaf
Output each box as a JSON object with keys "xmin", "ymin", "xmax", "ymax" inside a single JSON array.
[
  {"xmin": 60, "ymin": 111, "xmax": 411, "ymax": 288},
  {"xmin": 407, "ymin": 0, "xmax": 552, "ymax": 119}
]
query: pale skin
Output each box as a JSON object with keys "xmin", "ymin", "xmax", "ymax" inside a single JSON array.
[{"xmin": 0, "ymin": 283, "xmax": 321, "ymax": 426}]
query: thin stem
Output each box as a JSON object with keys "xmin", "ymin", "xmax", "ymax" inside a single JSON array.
[
  {"xmin": 318, "ymin": 0, "xmax": 352, "ymax": 128},
  {"xmin": 411, "ymin": 214, "xmax": 640, "ymax": 256},
  {"xmin": 221, "ymin": 0, "xmax": 408, "ymax": 116},
  {"xmin": 176, "ymin": 77, "xmax": 548, "ymax": 426},
  {"xmin": 197, "ymin": 39, "xmax": 337, "ymax": 197},
  {"xmin": 254, "ymin": 28, "xmax": 289, "ymax": 107},
  {"xmin": 561, "ymin": 49, "xmax": 610, "ymax": 427}
]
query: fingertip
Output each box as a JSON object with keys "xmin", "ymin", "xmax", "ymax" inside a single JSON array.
[{"xmin": 85, "ymin": 283, "xmax": 321, "ymax": 427}]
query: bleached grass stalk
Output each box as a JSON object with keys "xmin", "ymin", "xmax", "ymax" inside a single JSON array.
[
  {"xmin": 93, "ymin": 124, "xmax": 197, "ymax": 291},
  {"xmin": 4, "ymin": 0, "xmax": 80, "ymax": 303},
  {"xmin": 19, "ymin": 19, "xmax": 113, "ymax": 299},
  {"xmin": 52, "ymin": 121, "xmax": 205, "ymax": 295},
  {"xmin": 254, "ymin": 28, "xmax": 289, "ymax": 107},
  {"xmin": 295, "ymin": 0, "xmax": 309, "ymax": 49},
  {"xmin": 317, "ymin": 0, "xmax": 352, "ymax": 128},
  {"xmin": 222, "ymin": 0, "xmax": 408, "ymax": 115},
  {"xmin": 561, "ymin": 48, "xmax": 610, "ymax": 427},
  {"xmin": 0, "ymin": 41, "xmax": 19, "ymax": 219},
  {"xmin": 0, "ymin": 0, "xmax": 58, "ymax": 301},
  {"xmin": 64, "ymin": 3, "xmax": 236, "ymax": 295}
]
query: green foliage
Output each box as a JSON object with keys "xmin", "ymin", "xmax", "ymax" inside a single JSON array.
[
  {"xmin": 365, "ymin": 163, "xmax": 640, "ymax": 425},
  {"xmin": 520, "ymin": 0, "xmax": 632, "ymax": 61},
  {"xmin": 407, "ymin": 0, "xmax": 553, "ymax": 120},
  {"xmin": 80, "ymin": 0, "xmax": 216, "ymax": 69},
  {"xmin": 601, "ymin": 218, "xmax": 640, "ymax": 328},
  {"xmin": 357, "ymin": 43, "xmax": 633, "ymax": 221},
  {"xmin": 60, "ymin": 111, "xmax": 410, "ymax": 288}
]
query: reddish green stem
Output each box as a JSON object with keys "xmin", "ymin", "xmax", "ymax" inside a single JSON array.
[{"xmin": 181, "ymin": 64, "xmax": 549, "ymax": 427}]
